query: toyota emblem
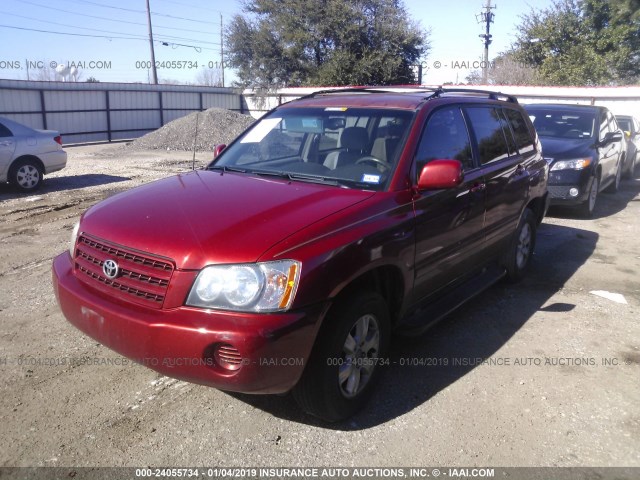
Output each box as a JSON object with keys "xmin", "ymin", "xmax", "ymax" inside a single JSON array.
[{"xmin": 102, "ymin": 259, "xmax": 119, "ymax": 279}]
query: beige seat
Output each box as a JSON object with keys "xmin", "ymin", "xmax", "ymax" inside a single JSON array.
[{"xmin": 323, "ymin": 127, "xmax": 369, "ymax": 170}]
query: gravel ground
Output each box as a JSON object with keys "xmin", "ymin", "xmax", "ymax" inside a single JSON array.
[
  {"xmin": 127, "ymin": 108, "xmax": 255, "ymax": 152},
  {"xmin": 0, "ymin": 143, "xmax": 639, "ymax": 471}
]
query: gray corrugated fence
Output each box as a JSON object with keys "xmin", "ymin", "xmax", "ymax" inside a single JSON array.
[{"xmin": 0, "ymin": 79, "xmax": 249, "ymax": 144}]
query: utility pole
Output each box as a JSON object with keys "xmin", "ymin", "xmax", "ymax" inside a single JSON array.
[
  {"xmin": 220, "ymin": 14, "xmax": 225, "ymax": 87},
  {"xmin": 146, "ymin": 0, "xmax": 158, "ymax": 84},
  {"xmin": 476, "ymin": 0, "xmax": 496, "ymax": 84}
]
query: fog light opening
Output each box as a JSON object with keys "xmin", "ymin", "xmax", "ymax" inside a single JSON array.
[
  {"xmin": 569, "ymin": 188, "xmax": 579, "ymax": 197},
  {"xmin": 206, "ymin": 343, "xmax": 244, "ymax": 371}
]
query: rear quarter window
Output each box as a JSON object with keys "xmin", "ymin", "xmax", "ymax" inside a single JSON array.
[{"xmin": 0, "ymin": 122, "xmax": 13, "ymax": 137}]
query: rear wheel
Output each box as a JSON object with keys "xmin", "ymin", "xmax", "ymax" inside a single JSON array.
[
  {"xmin": 504, "ymin": 209, "xmax": 537, "ymax": 282},
  {"xmin": 578, "ymin": 175, "xmax": 598, "ymax": 218},
  {"xmin": 9, "ymin": 158, "xmax": 43, "ymax": 192},
  {"xmin": 293, "ymin": 291, "xmax": 390, "ymax": 422}
]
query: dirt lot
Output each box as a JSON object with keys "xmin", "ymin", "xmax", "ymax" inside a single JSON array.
[{"xmin": 0, "ymin": 143, "xmax": 639, "ymax": 468}]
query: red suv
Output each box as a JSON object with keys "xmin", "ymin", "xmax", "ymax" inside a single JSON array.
[{"xmin": 53, "ymin": 87, "xmax": 549, "ymax": 422}]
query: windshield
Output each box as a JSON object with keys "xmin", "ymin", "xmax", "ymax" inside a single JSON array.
[
  {"xmin": 526, "ymin": 108, "xmax": 596, "ymax": 139},
  {"xmin": 209, "ymin": 107, "xmax": 414, "ymax": 190}
]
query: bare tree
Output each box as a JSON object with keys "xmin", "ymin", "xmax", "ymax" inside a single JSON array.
[
  {"xmin": 195, "ymin": 68, "xmax": 222, "ymax": 86},
  {"xmin": 466, "ymin": 53, "xmax": 540, "ymax": 85}
]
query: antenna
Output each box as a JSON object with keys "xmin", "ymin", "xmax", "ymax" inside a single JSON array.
[
  {"xmin": 476, "ymin": 0, "xmax": 496, "ymax": 84},
  {"xmin": 192, "ymin": 112, "xmax": 200, "ymax": 171}
]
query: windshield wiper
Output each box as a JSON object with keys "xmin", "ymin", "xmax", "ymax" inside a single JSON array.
[
  {"xmin": 252, "ymin": 169, "xmax": 342, "ymax": 186},
  {"xmin": 208, "ymin": 165, "xmax": 247, "ymax": 173}
]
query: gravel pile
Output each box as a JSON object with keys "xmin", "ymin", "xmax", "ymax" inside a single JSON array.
[{"xmin": 127, "ymin": 108, "xmax": 255, "ymax": 152}]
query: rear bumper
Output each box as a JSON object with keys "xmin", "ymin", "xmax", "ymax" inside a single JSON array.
[
  {"xmin": 43, "ymin": 150, "xmax": 67, "ymax": 174},
  {"xmin": 52, "ymin": 253, "xmax": 325, "ymax": 394}
]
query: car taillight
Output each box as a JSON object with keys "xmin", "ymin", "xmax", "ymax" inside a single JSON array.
[{"xmin": 54, "ymin": 135, "xmax": 62, "ymax": 145}]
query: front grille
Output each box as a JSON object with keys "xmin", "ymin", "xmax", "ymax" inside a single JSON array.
[
  {"xmin": 73, "ymin": 234, "xmax": 174, "ymax": 309},
  {"xmin": 548, "ymin": 185, "xmax": 572, "ymax": 199}
]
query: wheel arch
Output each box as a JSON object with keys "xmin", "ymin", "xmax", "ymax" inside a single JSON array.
[
  {"xmin": 328, "ymin": 265, "xmax": 405, "ymax": 328},
  {"xmin": 9, "ymin": 155, "xmax": 45, "ymax": 175}
]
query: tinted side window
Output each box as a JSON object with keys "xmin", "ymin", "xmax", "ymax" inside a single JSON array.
[
  {"xmin": 0, "ymin": 122, "xmax": 13, "ymax": 138},
  {"xmin": 497, "ymin": 109, "xmax": 518, "ymax": 156},
  {"xmin": 416, "ymin": 106, "xmax": 473, "ymax": 174},
  {"xmin": 504, "ymin": 108, "xmax": 535, "ymax": 154},
  {"xmin": 465, "ymin": 107, "xmax": 510, "ymax": 164},
  {"xmin": 599, "ymin": 111, "xmax": 609, "ymax": 140}
]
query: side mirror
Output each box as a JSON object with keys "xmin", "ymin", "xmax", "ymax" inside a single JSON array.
[
  {"xmin": 417, "ymin": 159, "xmax": 464, "ymax": 191},
  {"xmin": 213, "ymin": 144, "xmax": 227, "ymax": 159},
  {"xmin": 599, "ymin": 131, "xmax": 622, "ymax": 146}
]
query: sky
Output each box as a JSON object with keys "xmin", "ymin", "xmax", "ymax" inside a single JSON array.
[{"xmin": 0, "ymin": 0, "xmax": 555, "ymax": 86}]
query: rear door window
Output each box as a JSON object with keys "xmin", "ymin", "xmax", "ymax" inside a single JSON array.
[
  {"xmin": 464, "ymin": 107, "xmax": 511, "ymax": 164},
  {"xmin": 503, "ymin": 108, "xmax": 535, "ymax": 154}
]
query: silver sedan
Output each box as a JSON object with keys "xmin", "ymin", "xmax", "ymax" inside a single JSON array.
[{"xmin": 0, "ymin": 116, "xmax": 67, "ymax": 192}]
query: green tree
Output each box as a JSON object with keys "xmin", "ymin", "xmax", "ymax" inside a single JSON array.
[
  {"xmin": 225, "ymin": 0, "xmax": 430, "ymax": 88},
  {"xmin": 511, "ymin": 0, "xmax": 640, "ymax": 85}
]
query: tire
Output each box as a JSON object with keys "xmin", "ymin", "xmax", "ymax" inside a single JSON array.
[
  {"xmin": 624, "ymin": 152, "xmax": 637, "ymax": 179},
  {"xmin": 504, "ymin": 208, "xmax": 537, "ymax": 283},
  {"xmin": 604, "ymin": 159, "xmax": 622, "ymax": 193},
  {"xmin": 293, "ymin": 291, "xmax": 390, "ymax": 422},
  {"xmin": 9, "ymin": 158, "xmax": 43, "ymax": 192},
  {"xmin": 577, "ymin": 175, "xmax": 598, "ymax": 218}
]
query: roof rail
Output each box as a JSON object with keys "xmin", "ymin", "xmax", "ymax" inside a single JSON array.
[
  {"xmin": 428, "ymin": 87, "xmax": 518, "ymax": 103},
  {"xmin": 294, "ymin": 86, "xmax": 518, "ymax": 103},
  {"xmin": 297, "ymin": 86, "xmax": 439, "ymax": 100}
]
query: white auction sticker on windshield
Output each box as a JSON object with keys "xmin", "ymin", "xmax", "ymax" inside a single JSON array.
[
  {"xmin": 361, "ymin": 174, "xmax": 381, "ymax": 184},
  {"xmin": 240, "ymin": 118, "xmax": 282, "ymax": 143}
]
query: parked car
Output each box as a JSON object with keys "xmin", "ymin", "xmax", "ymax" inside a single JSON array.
[
  {"xmin": 615, "ymin": 114, "xmax": 639, "ymax": 178},
  {"xmin": 524, "ymin": 104, "xmax": 626, "ymax": 217},
  {"xmin": 53, "ymin": 87, "xmax": 548, "ymax": 422},
  {"xmin": 0, "ymin": 116, "xmax": 67, "ymax": 192}
]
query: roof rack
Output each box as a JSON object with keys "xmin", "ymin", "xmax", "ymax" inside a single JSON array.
[
  {"xmin": 294, "ymin": 86, "xmax": 519, "ymax": 104},
  {"xmin": 426, "ymin": 87, "xmax": 518, "ymax": 103},
  {"xmin": 297, "ymin": 86, "xmax": 439, "ymax": 100}
]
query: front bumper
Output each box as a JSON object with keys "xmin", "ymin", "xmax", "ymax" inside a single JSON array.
[
  {"xmin": 547, "ymin": 168, "xmax": 593, "ymax": 206},
  {"xmin": 52, "ymin": 253, "xmax": 325, "ymax": 394}
]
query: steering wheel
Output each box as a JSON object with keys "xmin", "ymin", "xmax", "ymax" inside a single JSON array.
[{"xmin": 355, "ymin": 156, "xmax": 392, "ymax": 171}]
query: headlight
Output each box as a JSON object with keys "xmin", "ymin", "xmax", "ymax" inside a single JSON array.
[
  {"xmin": 550, "ymin": 158, "xmax": 592, "ymax": 171},
  {"xmin": 69, "ymin": 221, "xmax": 80, "ymax": 257},
  {"xmin": 186, "ymin": 260, "xmax": 301, "ymax": 312}
]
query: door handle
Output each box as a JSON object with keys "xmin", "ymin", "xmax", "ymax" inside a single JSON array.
[{"xmin": 470, "ymin": 182, "xmax": 486, "ymax": 193}]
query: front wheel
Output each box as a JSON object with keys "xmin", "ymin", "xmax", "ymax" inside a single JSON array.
[
  {"xmin": 503, "ymin": 209, "xmax": 537, "ymax": 282},
  {"xmin": 605, "ymin": 159, "xmax": 622, "ymax": 193},
  {"xmin": 293, "ymin": 291, "xmax": 390, "ymax": 422},
  {"xmin": 624, "ymin": 152, "xmax": 637, "ymax": 179},
  {"xmin": 577, "ymin": 175, "xmax": 598, "ymax": 218}
]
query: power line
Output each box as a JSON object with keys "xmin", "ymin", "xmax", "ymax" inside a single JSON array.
[
  {"xmin": 0, "ymin": 23, "xmax": 220, "ymax": 51},
  {"xmin": 62, "ymin": 0, "xmax": 222, "ymax": 26},
  {"xmin": 13, "ymin": 0, "xmax": 221, "ymax": 36},
  {"xmin": 0, "ymin": 24, "xmax": 145, "ymax": 41},
  {"xmin": 154, "ymin": 0, "xmax": 237, "ymax": 15},
  {"xmin": 0, "ymin": 10, "xmax": 221, "ymax": 46}
]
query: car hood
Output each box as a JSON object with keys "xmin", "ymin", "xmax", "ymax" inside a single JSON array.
[
  {"xmin": 80, "ymin": 170, "xmax": 375, "ymax": 269},
  {"xmin": 538, "ymin": 136, "xmax": 595, "ymax": 160}
]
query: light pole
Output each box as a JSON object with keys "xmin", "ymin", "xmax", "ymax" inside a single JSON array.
[{"xmin": 476, "ymin": 0, "xmax": 496, "ymax": 84}]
